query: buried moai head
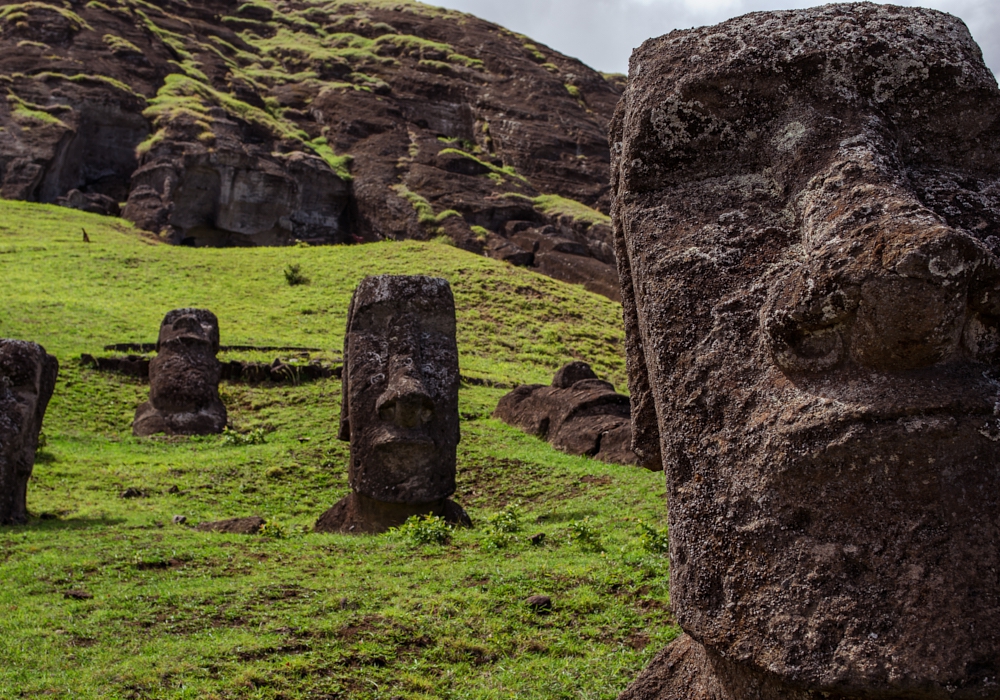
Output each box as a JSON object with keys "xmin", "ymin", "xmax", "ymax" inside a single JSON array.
[
  {"xmin": 133, "ymin": 309, "xmax": 227, "ymax": 436},
  {"xmin": 613, "ymin": 3, "xmax": 1000, "ymax": 697},
  {"xmin": 339, "ymin": 275, "xmax": 460, "ymax": 504},
  {"xmin": 0, "ymin": 340, "xmax": 58, "ymax": 525}
]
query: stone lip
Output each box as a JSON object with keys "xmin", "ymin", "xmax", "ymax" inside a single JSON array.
[
  {"xmin": 612, "ymin": 3, "xmax": 1000, "ymax": 697},
  {"xmin": 314, "ymin": 492, "xmax": 471, "ymax": 535},
  {"xmin": 493, "ymin": 362, "xmax": 646, "ymax": 468},
  {"xmin": 0, "ymin": 339, "xmax": 59, "ymax": 525}
]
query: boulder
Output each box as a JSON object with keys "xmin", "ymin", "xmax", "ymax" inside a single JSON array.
[
  {"xmin": 612, "ymin": 4, "xmax": 1000, "ymax": 698},
  {"xmin": 493, "ymin": 362, "xmax": 645, "ymax": 467},
  {"xmin": 0, "ymin": 339, "xmax": 58, "ymax": 525},
  {"xmin": 133, "ymin": 309, "xmax": 227, "ymax": 436},
  {"xmin": 195, "ymin": 516, "xmax": 266, "ymax": 535},
  {"xmin": 315, "ymin": 276, "xmax": 469, "ymax": 534}
]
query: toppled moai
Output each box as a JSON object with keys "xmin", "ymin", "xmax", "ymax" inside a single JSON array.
[
  {"xmin": 612, "ymin": 4, "xmax": 1000, "ymax": 699},
  {"xmin": 133, "ymin": 309, "xmax": 227, "ymax": 436},
  {"xmin": 315, "ymin": 275, "xmax": 470, "ymax": 534},
  {"xmin": 0, "ymin": 340, "xmax": 58, "ymax": 525},
  {"xmin": 493, "ymin": 361, "xmax": 646, "ymax": 467}
]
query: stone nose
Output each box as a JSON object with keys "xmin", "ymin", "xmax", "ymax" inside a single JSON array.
[
  {"xmin": 764, "ymin": 228, "xmax": 1000, "ymax": 372},
  {"xmin": 376, "ymin": 319, "xmax": 435, "ymax": 429},
  {"xmin": 853, "ymin": 230, "xmax": 991, "ymax": 370},
  {"xmin": 376, "ymin": 374, "xmax": 435, "ymax": 428}
]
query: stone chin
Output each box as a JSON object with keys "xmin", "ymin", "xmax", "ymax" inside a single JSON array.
[{"xmin": 668, "ymin": 370, "xmax": 1000, "ymax": 694}]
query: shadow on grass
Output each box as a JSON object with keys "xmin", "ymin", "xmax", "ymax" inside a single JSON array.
[{"xmin": 2, "ymin": 517, "xmax": 125, "ymax": 533}]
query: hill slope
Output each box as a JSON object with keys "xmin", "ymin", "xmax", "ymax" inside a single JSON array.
[
  {"xmin": 0, "ymin": 202, "xmax": 678, "ymax": 699},
  {"xmin": 0, "ymin": 0, "xmax": 624, "ymax": 298}
]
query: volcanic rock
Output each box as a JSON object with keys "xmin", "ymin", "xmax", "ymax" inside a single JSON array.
[
  {"xmin": 0, "ymin": 0, "xmax": 622, "ymax": 296},
  {"xmin": 493, "ymin": 362, "xmax": 645, "ymax": 467},
  {"xmin": 0, "ymin": 339, "xmax": 59, "ymax": 525},
  {"xmin": 133, "ymin": 309, "xmax": 227, "ymax": 436},
  {"xmin": 195, "ymin": 516, "xmax": 265, "ymax": 534},
  {"xmin": 315, "ymin": 275, "xmax": 469, "ymax": 534},
  {"xmin": 612, "ymin": 4, "xmax": 1000, "ymax": 698}
]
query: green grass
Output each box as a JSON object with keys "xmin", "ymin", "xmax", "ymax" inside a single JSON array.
[
  {"xmin": 6, "ymin": 92, "xmax": 66, "ymax": 127},
  {"xmin": 438, "ymin": 148, "xmax": 528, "ymax": 184},
  {"xmin": 392, "ymin": 184, "xmax": 463, "ymax": 236},
  {"xmin": 0, "ymin": 201, "xmax": 675, "ymax": 698},
  {"xmin": 532, "ymin": 194, "xmax": 611, "ymax": 227}
]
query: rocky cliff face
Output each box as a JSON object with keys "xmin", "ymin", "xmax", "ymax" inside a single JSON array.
[{"xmin": 0, "ymin": 0, "xmax": 623, "ymax": 298}]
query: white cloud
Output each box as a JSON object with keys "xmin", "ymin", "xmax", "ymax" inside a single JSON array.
[{"xmin": 431, "ymin": 0, "xmax": 999, "ymax": 77}]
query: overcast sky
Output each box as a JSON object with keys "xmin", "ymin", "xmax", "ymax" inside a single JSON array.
[{"xmin": 430, "ymin": 0, "xmax": 998, "ymax": 78}]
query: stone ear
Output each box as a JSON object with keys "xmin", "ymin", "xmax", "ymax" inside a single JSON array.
[
  {"xmin": 339, "ymin": 294, "xmax": 358, "ymax": 443},
  {"xmin": 338, "ymin": 346, "xmax": 351, "ymax": 442},
  {"xmin": 615, "ymin": 220, "xmax": 663, "ymax": 472}
]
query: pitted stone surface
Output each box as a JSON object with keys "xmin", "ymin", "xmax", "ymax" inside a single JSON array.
[
  {"xmin": 0, "ymin": 339, "xmax": 58, "ymax": 525},
  {"xmin": 494, "ymin": 362, "xmax": 645, "ymax": 467},
  {"xmin": 612, "ymin": 4, "xmax": 1000, "ymax": 698},
  {"xmin": 133, "ymin": 309, "xmax": 227, "ymax": 436},
  {"xmin": 316, "ymin": 275, "xmax": 467, "ymax": 534}
]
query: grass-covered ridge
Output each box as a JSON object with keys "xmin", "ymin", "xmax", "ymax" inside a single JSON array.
[{"xmin": 0, "ymin": 202, "xmax": 677, "ymax": 699}]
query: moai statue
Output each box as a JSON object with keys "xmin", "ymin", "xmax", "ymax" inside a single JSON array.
[
  {"xmin": 493, "ymin": 361, "xmax": 644, "ymax": 466},
  {"xmin": 612, "ymin": 4, "xmax": 1000, "ymax": 699},
  {"xmin": 0, "ymin": 340, "xmax": 58, "ymax": 525},
  {"xmin": 315, "ymin": 275, "xmax": 469, "ymax": 534},
  {"xmin": 133, "ymin": 309, "xmax": 227, "ymax": 436}
]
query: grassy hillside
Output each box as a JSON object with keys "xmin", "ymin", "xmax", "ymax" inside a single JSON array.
[{"xmin": 0, "ymin": 201, "xmax": 677, "ymax": 699}]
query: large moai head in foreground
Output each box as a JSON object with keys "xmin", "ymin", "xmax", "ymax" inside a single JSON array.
[
  {"xmin": 316, "ymin": 275, "xmax": 466, "ymax": 534},
  {"xmin": 612, "ymin": 3, "xmax": 1000, "ymax": 698},
  {"xmin": 0, "ymin": 340, "xmax": 58, "ymax": 525},
  {"xmin": 133, "ymin": 309, "xmax": 227, "ymax": 436}
]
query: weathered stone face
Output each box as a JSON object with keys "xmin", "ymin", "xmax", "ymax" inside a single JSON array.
[
  {"xmin": 133, "ymin": 309, "xmax": 227, "ymax": 436},
  {"xmin": 340, "ymin": 275, "xmax": 460, "ymax": 505},
  {"xmin": 613, "ymin": 4, "xmax": 1000, "ymax": 697},
  {"xmin": 0, "ymin": 340, "xmax": 58, "ymax": 525},
  {"xmin": 493, "ymin": 361, "xmax": 644, "ymax": 467}
]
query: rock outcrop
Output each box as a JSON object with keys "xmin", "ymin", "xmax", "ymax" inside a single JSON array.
[
  {"xmin": 0, "ymin": 339, "xmax": 58, "ymax": 525},
  {"xmin": 612, "ymin": 4, "xmax": 1000, "ymax": 698},
  {"xmin": 0, "ymin": 0, "xmax": 622, "ymax": 296},
  {"xmin": 133, "ymin": 308, "xmax": 227, "ymax": 436},
  {"xmin": 493, "ymin": 361, "xmax": 643, "ymax": 467},
  {"xmin": 315, "ymin": 275, "xmax": 469, "ymax": 534}
]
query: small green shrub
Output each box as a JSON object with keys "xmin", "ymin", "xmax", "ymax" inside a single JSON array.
[
  {"xmin": 258, "ymin": 520, "xmax": 287, "ymax": 539},
  {"xmin": 391, "ymin": 514, "xmax": 451, "ymax": 546},
  {"xmin": 567, "ymin": 517, "xmax": 602, "ymax": 552},
  {"xmin": 483, "ymin": 502, "xmax": 523, "ymax": 551},
  {"xmin": 221, "ymin": 427, "xmax": 267, "ymax": 446},
  {"xmin": 283, "ymin": 263, "xmax": 309, "ymax": 286},
  {"xmin": 637, "ymin": 520, "xmax": 669, "ymax": 554}
]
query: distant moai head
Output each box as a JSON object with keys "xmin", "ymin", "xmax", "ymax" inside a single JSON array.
[
  {"xmin": 133, "ymin": 308, "xmax": 226, "ymax": 436},
  {"xmin": 339, "ymin": 275, "xmax": 460, "ymax": 504},
  {"xmin": 0, "ymin": 339, "xmax": 58, "ymax": 525},
  {"xmin": 613, "ymin": 3, "xmax": 1000, "ymax": 696}
]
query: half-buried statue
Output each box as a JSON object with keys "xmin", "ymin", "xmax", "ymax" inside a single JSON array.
[
  {"xmin": 494, "ymin": 361, "xmax": 646, "ymax": 467},
  {"xmin": 315, "ymin": 275, "xmax": 470, "ymax": 534},
  {"xmin": 0, "ymin": 340, "xmax": 58, "ymax": 525},
  {"xmin": 612, "ymin": 4, "xmax": 1000, "ymax": 699},
  {"xmin": 133, "ymin": 309, "xmax": 227, "ymax": 436}
]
